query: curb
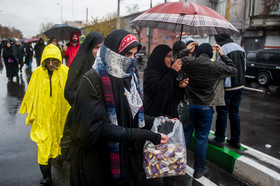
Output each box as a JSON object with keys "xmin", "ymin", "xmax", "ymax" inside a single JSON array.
[{"xmin": 188, "ymin": 131, "xmax": 280, "ymax": 186}]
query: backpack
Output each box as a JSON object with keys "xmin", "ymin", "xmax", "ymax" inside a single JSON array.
[{"xmin": 60, "ymin": 69, "xmax": 103, "ymax": 162}]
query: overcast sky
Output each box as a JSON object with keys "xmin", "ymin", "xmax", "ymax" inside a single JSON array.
[{"xmin": 0, "ymin": 0, "xmax": 178, "ymax": 38}]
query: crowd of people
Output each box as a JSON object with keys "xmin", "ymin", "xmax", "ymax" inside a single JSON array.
[{"xmin": 0, "ymin": 29, "xmax": 246, "ymax": 186}]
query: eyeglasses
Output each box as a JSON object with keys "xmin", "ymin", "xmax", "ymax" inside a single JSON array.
[{"xmin": 45, "ymin": 59, "xmax": 59, "ymax": 65}]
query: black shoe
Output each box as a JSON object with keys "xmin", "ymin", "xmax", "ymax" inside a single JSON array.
[
  {"xmin": 40, "ymin": 177, "xmax": 52, "ymax": 184},
  {"xmin": 193, "ymin": 166, "xmax": 209, "ymax": 179},
  {"xmin": 208, "ymin": 137, "xmax": 225, "ymax": 147},
  {"xmin": 226, "ymin": 139, "xmax": 241, "ymax": 149}
]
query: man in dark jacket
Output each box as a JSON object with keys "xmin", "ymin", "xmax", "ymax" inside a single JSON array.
[
  {"xmin": 181, "ymin": 43, "xmax": 237, "ymax": 179},
  {"xmin": 13, "ymin": 38, "xmax": 25, "ymax": 73},
  {"xmin": 208, "ymin": 34, "xmax": 246, "ymax": 149},
  {"xmin": 34, "ymin": 38, "xmax": 45, "ymax": 67}
]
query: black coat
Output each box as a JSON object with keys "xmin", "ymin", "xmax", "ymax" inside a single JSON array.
[
  {"xmin": 181, "ymin": 54, "xmax": 238, "ymax": 106},
  {"xmin": 70, "ymin": 70, "xmax": 159, "ymax": 186},
  {"xmin": 3, "ymin": 45, "xmax": 18, "ymax": 78},
  {"xmin": 25, "ymin": 45, "xmax": 33, "ymax": 64},
  {"xmin": 143, "ymin": 44, "xmax": 184, "ymax": 118}
]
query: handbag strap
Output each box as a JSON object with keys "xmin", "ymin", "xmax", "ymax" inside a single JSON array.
[{"xmin": 82, "ymin": 69, "xmax": 103, "ymax": 98}]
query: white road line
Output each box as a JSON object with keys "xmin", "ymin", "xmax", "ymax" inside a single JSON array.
[
  {"xmin": 234, "ymin": 156, "xmax": 280, "ymax": 186},
  {"xmin": 185, "ymin": 165, "xmax": 217, "ymax": 186},
  {"xmin": 244, "ymin": 86, "xmax": 264, "ymax": 93}
]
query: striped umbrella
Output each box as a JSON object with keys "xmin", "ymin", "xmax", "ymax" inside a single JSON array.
[{"xmin": 131, "ymin": 2, "xmax": 239, "ymax": 40}]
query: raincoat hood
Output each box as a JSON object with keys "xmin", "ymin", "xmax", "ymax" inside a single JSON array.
[
  {"xmin": 41, "ymin": 44, "xmax": 62, "ymax": 67},
  {"xmin": 70, "ymin": 32, "xmax": 80, "ymax": 46}
]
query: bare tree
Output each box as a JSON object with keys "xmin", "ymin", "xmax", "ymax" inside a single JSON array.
[
  {"xmin": 261, "ymin": 0, "xmax": 280, "ymax": 17},
  {"xmin": 39, "ymin": 22, "xmax": 54, "ymax": 35},
  {"xmin": 126, "ymin": 3, "xmax": 140, "ymax": 15}
]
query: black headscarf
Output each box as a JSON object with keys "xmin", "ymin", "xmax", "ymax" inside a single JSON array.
[
  {"xmin": 64, "ymin": 31, "xmax": 104, "ymax": 105},
  {"xmin": 144, "ymin": 44, "xmax": 183, "ymax": 118},
  {"xmin": 214, "ymin": 34, "xmax": 234, "ymax": 46},
  {"xmin": 104, "ymin": 29, "xmax": 141, "ymax": 55},
  {"xmin": 145, "ymin": 44, "xmax": 172, "ymax": 75},
  {"xmin": 196, "ymin": 43, "xmax": 213, "ymax": 58}
]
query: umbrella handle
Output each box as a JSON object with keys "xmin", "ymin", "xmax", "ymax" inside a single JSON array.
[{"xmin": 214, "ymin": 49, "xmax": 217, "ymax": 61}]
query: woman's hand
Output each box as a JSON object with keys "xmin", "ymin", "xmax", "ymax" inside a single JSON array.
[
  {"xmin": 179, "ymin": 78, "xmax": 189, "ymax": 88},
  {"xmin": 162, "ymin": 117, "xmax": 178, "ymax": 123},
  {"xmin": 171, "ymin": 59, "xmax": 182, "ymax": 72},
  {"xmin": 160, "ymin": 134, "xmax": 169, "ymax": 144}
]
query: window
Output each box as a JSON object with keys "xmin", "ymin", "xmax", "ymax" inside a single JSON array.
[{"xmin": 247, "ymin": 52, "xmax": 257, "ymax": 62}]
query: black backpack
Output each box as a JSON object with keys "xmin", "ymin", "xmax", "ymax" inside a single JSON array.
[{"xmin": 60, "ymin": 69, "xmax": 103, "ymax": 162}]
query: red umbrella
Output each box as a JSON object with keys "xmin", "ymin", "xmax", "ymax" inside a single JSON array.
[
  {"xmin": 26, "ymin": 38, "xmax": 39, "ymax": 43},
  {"xmin": 131, "ymin": 2, "xmax": 239, "ymax": 41}
]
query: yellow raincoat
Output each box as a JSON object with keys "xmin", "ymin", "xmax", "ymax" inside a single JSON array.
[{"xmin": 19, "ymin": 44, "xmax": 71, "ymax": 165}]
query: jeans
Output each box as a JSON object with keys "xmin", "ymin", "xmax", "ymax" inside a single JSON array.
[
  {"xmin": 215, "ymin": 88, "xmax": 243, "ymax": 143},
  {"xmin": 184, "ymin": 104, "xmax": 213, "ymax": 172}
]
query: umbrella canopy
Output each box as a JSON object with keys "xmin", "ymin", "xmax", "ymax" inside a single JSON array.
[
  {"xmin": 131, "ymin": 2, "xmax": 239, "ymax": 35},
  {"xmin": 44, "ymin": 23, "xmax": 81, "ymax": 41},
  {"xmin": 26, "ymin": 38, "xmax": 39, "ymax": 43}
]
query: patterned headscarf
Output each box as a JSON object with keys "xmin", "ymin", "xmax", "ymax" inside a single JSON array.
[{"xmin": 92, "ymin": 29, "xmax": 143, "ymax": 179}]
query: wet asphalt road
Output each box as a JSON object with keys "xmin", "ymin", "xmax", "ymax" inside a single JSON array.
[{"xmin": 0, "ymin": 58, "xmax": 279, "ymax": 186}]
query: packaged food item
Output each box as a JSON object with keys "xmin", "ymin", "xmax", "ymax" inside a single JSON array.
[{"xmin": 143, "ymin": 117, "xmax": 187, "ymax": 179}]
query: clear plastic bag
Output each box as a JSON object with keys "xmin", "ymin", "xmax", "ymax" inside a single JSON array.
[{"xmin": 143, "ymin": 117, "xmax": 187, "ymax": 179}]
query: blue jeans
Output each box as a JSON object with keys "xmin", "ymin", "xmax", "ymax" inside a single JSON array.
[
  {"xmin": 215, "ymin": 88, "xmax": 243, "ymax": 143},
  {"xmin": 184, "ymin": 104, "xmax": 213, "ymax": 172}
]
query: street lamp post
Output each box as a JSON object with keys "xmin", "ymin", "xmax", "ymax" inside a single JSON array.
[{"xmin": 57, "ymin": 3, "xmax": 63, "ymax": 24}]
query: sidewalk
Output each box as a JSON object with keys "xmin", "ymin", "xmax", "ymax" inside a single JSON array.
[{"xmin": 188, "ymin": 131, "xmax": 280, "ymax": 186}]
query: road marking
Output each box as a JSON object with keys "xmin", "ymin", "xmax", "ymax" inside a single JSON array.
[
  {"xmin": 185, "ymin": 165, "xmax": 217, "ymax": 186},
  {"xmin": 244, "ymin": 87, "xmax": 264, "ymax": 93}
]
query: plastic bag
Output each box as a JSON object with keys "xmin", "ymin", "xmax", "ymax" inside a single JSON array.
[{"xmin": 143, "ymin": 117, "xmax": 187, "ymax": 179}]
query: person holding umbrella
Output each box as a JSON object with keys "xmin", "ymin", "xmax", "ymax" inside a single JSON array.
[
  {"xmin": 209, "ymin": 34, "xmax": 246, "ymax": 149},
  {"xmin": 181, "ymin": 43, "xmax": 237, "ymax": 178},
  {"xmin": 63, "ymin": 32, "xmax": 80, "ymax": 67}
]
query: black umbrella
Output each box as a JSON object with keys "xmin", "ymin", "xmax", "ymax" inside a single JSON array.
[{"xmin": 44, "ymin": 24, "xmax": 81, "ymax": 41}]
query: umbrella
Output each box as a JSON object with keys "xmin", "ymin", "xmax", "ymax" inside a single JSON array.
[
  {"xmin": 131, "ymin": 2, "xmax": 239, "ymax": 42},
  {"xmin": 44, "ymin": 23, "xmax": 81, "ymax": 41},
  {"xmin": 26, "ymin": 38, "xmax": 39, "ymax": 43}
]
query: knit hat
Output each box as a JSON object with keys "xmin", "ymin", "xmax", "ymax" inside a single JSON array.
[
  {"xmin": 184, "ymin": 37, "xmax": 195, "ymax": 46},
  {"xmin": 196, "ymin": 43, "xmax": 213, "ymax": 58}
]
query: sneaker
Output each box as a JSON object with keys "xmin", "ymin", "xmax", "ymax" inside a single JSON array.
[
  {"xmin": 208, "ymin": 137, "xmax": 225, "ymax": 147},
  {"xmin": 193, "ymin": 166, "xmax": 209, "ymax": 179},
  {"xmin": 226, "ymin": 139, "xmax": 241, "ymax": 149}
]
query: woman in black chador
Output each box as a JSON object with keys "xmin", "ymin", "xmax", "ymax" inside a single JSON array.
[
  {"xmin": 143, "ymin": 44, "xmax": 188, "ymax": 118},
  {"xmin": 3, "ymin": 40, "xmax": 18, "ymax": 80},
  {"xmin": 69, "ymin": 29, "xmax": 168, "ymax": 186}
]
